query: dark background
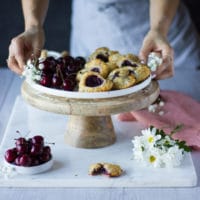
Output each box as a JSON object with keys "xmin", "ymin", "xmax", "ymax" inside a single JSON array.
[
  {"xmin": 0, "ymin": 0, "xmax": 199, "ymax": 66},
  {"xmin": 0, "ymin": 0, "xmax": 72, "ymax": 66}
]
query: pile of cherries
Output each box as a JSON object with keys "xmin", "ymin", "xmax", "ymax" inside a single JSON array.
[
  {"xmin": 4, "ymin": 135, "xmax": 52, "ymax": 167},
  {"xmin": 37, "ymin": 55, "xmax": 86, "ymax": 91}
]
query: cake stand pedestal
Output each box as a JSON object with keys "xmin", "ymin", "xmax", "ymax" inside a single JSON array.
[{"xmin": 21, "ymin": 81, "xmax": 159, "ymax": 148}]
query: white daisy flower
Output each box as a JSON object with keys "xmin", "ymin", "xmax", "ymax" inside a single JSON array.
[{"xmin": 132, "ymin": 126, "xmax": 189, "ymax": 168}]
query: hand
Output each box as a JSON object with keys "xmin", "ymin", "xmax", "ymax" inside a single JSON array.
[
  {"xmin": 139, "ymin": 29, "xmax": 174, "ymax": 80},
  {"xmin": 7, "ymin": 26, "xmax": 45, "ymax": 75}
]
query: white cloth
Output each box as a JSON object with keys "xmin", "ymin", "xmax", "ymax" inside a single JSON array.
[{"xmin": 70, "ymin": 0, "xmax": 200, "ymax": 100}]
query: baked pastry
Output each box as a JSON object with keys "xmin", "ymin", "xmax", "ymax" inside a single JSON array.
[
  {"xmin": 89, "ymin": 47, "xmax": 119, "ymax": 63},
  {"xmin": 79, "ymin": 71, "xmax": 113, "ymax": 92},
  {"xmin": 132, "ymin": 64, "xmax": 151, "ymax": 83},
  {"xmin": 89, "ymin": 47, "xmax": 110, "ymax": 62},
  {"xmin": 85, "ymin": 59, "xmax": 110, "ymax": 78},
  {"xmin": 116, "ymin": 53, "xmax": 140, "ymax": 67},
  {"xmin": 89, "ymin": 162, "xmax": 123, "ymax": 177},
  {"xmin": 108, "ymin": 67, "xmax": 136, "ymax": 89},
  {"xmin": 76, "ymin": 68, "xmax": 89, "ymax": 82}
]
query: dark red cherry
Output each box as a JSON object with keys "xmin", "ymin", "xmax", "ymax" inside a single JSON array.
[
  {"xmin": 62, "ymin": 79, "xmax": 74, "ymax": 91},
  {"xmin": 63, "ymin": 55, "xmax": 74, "ymax": 66},
  {"xmin": 32, "ymin": 135, "xmax": 44, "ymax": 145},
  {"xmin": 16, "ymin": 144, "xmax": 28, "ymax": 155},
  {"xmin": 39, "ymin": 74, "xmax": 52, "ymax": 87},
  {"xmin": 52, "ymin": 73, "xmax": 62, "ymax": 88},
  {"xmin": 43, "ymin": 146, "xmax": 51, "ymax": 154},
  {"xmin": 15, "ymin": 137, "xmax": 27, "ymax": 146},
  {"xmin": 75, "ymin": 56, "xmax": 86, "ymax": 67},
  {"xmin": 4, "ymin": 149, "xmax": 18, "ymax": 163},
  {"xmin": 38, "ymin": 60, "xmax": 52, "ymax": 71},
  {"xmin": 15, "ymin": 156, "xmax": 21, "ymax": 166},
  {"xmin": 30, "ymin": 144, "xmax": 43, "ymax": 156},
  {"xmin": 66, "ymin": 64, "xmax": 80, "ymax": 74},
  {"xmin": 19, "ymin": 154, "xmax": 32, "ymax": 166},
  {"xmin": 39, "ymin": 152, "xmax": 51, "ymax": 163},
  {"xmin": 31, "ymin": 157, "xmax": 40, "ymax": 166}
]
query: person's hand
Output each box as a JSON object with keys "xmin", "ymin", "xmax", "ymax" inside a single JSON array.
[
  {"xmin": 139, "ymin": 29, "xmax": 174, "ymax": 80},
  {"xmin": 7, "ymin": 26, "xmax": 45, "ymax": 75}
]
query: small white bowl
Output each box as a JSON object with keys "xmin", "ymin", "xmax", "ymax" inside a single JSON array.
[{"xmin": 4, "ymin": 158, "xmax": 53, "ymax": 175}]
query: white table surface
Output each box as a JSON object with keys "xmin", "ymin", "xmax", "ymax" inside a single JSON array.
[{"xmin": 0, "ymin": 67, "xmax": 200, "ymax": 200}]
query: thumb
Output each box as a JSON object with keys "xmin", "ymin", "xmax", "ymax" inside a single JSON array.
[{"xmin": 139, "ymin": 43, "xmax": 152, "ymax": 63}]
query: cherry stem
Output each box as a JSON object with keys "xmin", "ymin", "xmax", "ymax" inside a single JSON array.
[
  {"xmin": 16, "ymin": 130, "xmax": 22, "ymax": 137},
  {"xmin": 57, "ymin": 67, "xmax": 65, "ymax": 83},
  {"xmin": 45, "ymin": 142, "xmax": 55, "ymax": 145}
]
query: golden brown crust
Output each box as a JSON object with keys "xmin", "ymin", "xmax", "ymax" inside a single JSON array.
[
  {"xmin": 89, "ymin": 47, "xmax": 110, "ymax": 61},
  {"xmin": 108, "ymin": 67, "xmax": 136, "ymax": 89},
  {"xmin": 85, "ymin": 59, "xmax": 110, "ymax": 78},
  {"xmin": 79, "ymin": 71, "xmax": 113, "ymax": 92},
  {"xmin": 76, "ymin": 68, "xmax": 89, "ymax": 82},
  {"xmin": 116, "ymin": 54, "xmax": 140, "ymax": 67},
  {"xmin": 89, "ymin": 162, "xmax": 123, "ymax": 177},
  {"xmin": 102, "ymin": 163, "xmax": 123, "ymax": 177},
  {"xmin": 132, "ymin": 64, "xmax": 151, "ymax": 83},
  {"xmin": 88, "ymin": 163, "xmax": 103, "ymax": 175}
]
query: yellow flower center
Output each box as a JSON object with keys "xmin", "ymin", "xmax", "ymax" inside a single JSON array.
[
  {"xmin": 148, "ymin": 136, "xmax": 154, "ymax": 143},
  {"xmin": 149, "ymin": 155, "xmax": 156, "ymax": 163}
]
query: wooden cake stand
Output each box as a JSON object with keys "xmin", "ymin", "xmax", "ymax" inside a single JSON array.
[{"xmin": 21, "ymin": 80, "xmax": 159, "ymax": 149}]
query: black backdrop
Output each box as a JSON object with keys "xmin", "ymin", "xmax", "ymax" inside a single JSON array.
[{"xmin": 0, "ymin": 0, "xmax": 71, "ymax": 66}]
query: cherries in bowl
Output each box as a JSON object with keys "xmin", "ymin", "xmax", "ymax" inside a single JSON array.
[{"xmin": 4, "ymin": 135, "xmax": 53, "ymax": 175}]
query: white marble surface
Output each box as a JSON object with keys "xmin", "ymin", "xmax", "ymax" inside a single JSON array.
[
  {"xmin": 0, "ymin": 96, "xmax": 197, "ymax": 187},
  {"xmin": 0, "ymin": 68, "xmax": 200, "ymax": 200}
]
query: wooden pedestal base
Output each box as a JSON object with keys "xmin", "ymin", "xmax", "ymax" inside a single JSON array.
[
  {"xmin": 21, "ymin": 80, "xmax": 160, "ymax": 149},
  {"xmin": 65, "ymin": 115, "xmax": 116, "ymax": 148}
]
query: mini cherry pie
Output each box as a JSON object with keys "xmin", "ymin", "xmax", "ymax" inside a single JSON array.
[{"xmin": 89, "ymin": 162, "xmax": 123, "ymax": 177}]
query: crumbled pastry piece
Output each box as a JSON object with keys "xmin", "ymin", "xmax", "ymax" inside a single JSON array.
[
  {"xmin": 85, "ymin": 59, "xmax": 110, "ymax": 78},
  {"xmin": 89, "ymin": 162, "xmax": 123, "ymax": 177},
  {"xmin": 108, "ymin": 67, "xmax": 136, "ymax": 90},
  {"xmin": 79, "ymin": 71, "xmax": 113, "ymax": 92},
  {"xmin": 103, "ymin": 163, "xmax": 123, "ymax": 177},
  {"xmin": 89, "ymin": 163, "xmax": 104, "ymax": 175},
  {"xmin": 132, "ymin": 64, "xmax": 151, "ymax": 83}
]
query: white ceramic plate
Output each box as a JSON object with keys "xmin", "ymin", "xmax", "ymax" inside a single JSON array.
[
  {"xmin": 25, "ymin": 50, "xmax": 152, "ymax": 99},
  {"xmin": 4, "ymin": 158, "xmax": 53, "ymax": 175},
  {"xmin": 26, "ymin": 76, "xmax": 151, "ymax": 99}
]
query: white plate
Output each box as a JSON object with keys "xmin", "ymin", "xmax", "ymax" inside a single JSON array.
[
  {"xmin": 4, "ymin": 158, "xmax": 53, "ymax": 175},
  {"xmin": 26, "ymin": 76, "xmax": 152, "ymax": 99},
  {"xmin": 46, "ymin": 50, "xmax": 61, "ymax": 58}
]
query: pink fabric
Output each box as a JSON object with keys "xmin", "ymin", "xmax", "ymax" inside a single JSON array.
[{"xmin": 118, "ymin": 90, "xmax": 200, "ymax": 149}]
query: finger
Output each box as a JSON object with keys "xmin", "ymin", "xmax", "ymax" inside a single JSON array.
[
  {"xmin": 10, "ymin": 38, "xmax": 26, "ymax": 69},
  {"xmin": 33, "ymin": 47, "xmax": 42, "ymax": 58},
  {"xmin": 154, "ymin": 45, "xmax": 174, "ymax": 80},
  {"xmin": 7, "ymin": 56, "xmax": 23, "ymax": 75},
  {"xmin": 139, "ymin": 42, "xmax": 153, "ymax": 63},
  {"xmin": 155, "ymin": 66, "xmax": 174, "ymax": 80},
  {"xmin": 117, "ymin": 112, "xmax": 137, "ymax": 121}
]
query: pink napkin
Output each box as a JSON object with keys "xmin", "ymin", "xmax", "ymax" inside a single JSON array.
[{"xmin": 118, "ymin": 90, "xmax": 200, "ymax": 150}]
